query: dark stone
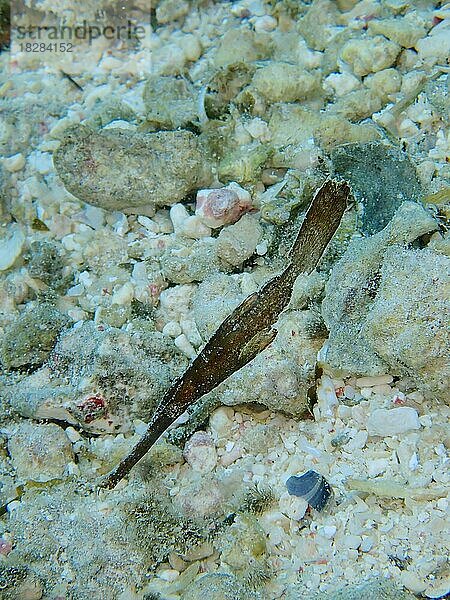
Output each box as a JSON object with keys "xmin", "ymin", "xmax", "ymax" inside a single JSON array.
[
  {"xmin": 331, "ymin": 141, "xmax": 422, "ymax": 235},
  {"xmin": 286, "ymin": 469, "xmax": 332, "ymax": 511}
]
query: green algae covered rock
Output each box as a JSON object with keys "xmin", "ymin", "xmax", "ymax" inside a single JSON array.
[
  {"xmin": 0, "ymin": 302, "xmax": 70, "ymax": 370},
  {"xmin": 0, "ymin": 0, "xmax": 9, "ymax": 51},
  {"xmin": 218, "ymin": 143, "xmax": 272, "ymax": 185},
  {"xmin": 298, "ymin": 0, "xmax": 341, "ymax": 51},
  {"xmin": 368, "ymin": 17, "xmax": 427, "ymax": 49},
  {"xmin": 423, "ymin": 73, "xmax": 449, "ymax": 124},
  {"xmin": 7, "ymin": 481, "xmax": 147, "ymax": 598},
  {"xmin": 83, "ymin": 96, "xmax": 137, "ymax": 129},
  {"xmin": 0, "ymin": 563, "xmax": 44, "ymax": 600},
  {"xmin": 206, "ymin": 62, "xmax": 256, "ymax": 119},
  {"xmin": 143, "ymin": 75, "xmax": 198, "ymax": 130},
  {"xmin": 25, "ymin": 240, "xmax": 65, "ymax": 288},
  {"xmin": 53, "ymin": 125, "xmax": 212, "ymax": 213},
  {"xmin": 252, "ymin": 62, "xmax": 321, "ymax": 103},
  {"xmin": 213, "ymin": 28, "xmax": 269, "ymax": 68},
  {"xmin": 192, "ymin": 273, "xmax": 243, "ymax": 340}
]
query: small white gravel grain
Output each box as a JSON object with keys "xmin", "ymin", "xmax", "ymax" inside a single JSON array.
[{"xmin": 3, "ymin": 153, "xmax": 25, "ymax": 171}]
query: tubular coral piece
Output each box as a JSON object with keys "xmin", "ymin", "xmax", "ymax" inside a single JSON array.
[
  {"xmin": 101, "ymin": 179, "xmax": 351, "ymax": 489},
  {"xmin": 347, "ymin": 478, "xmax": 447, "ymax": 501}
]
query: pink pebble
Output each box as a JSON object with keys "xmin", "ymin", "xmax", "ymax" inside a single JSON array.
[{"xmin": 195, "ymin": 184, "xmax": 252, "ymax": 228}]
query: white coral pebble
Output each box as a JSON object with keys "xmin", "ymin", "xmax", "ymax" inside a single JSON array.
[
  {"xmin": 316, "ymin": 375, "xmax": 338, "ymax": 418},
  {"xmin": 253, "ymin": 15, "xmax": 277, "ymax": 33},
  {"xmin": 3, "ymin": 152, "xmax": 25, "ymax": 172},
  {"xmin": 174, "ymin": 333, "xmax": 197, "ymax": 359},
  {"xmin": 0, "ymin": 224, "xmax": 25, "ymax": 271},
  {"xmin": 367, "ymin": 407, "xmax": 421, "ymax": 437},
  {"xmin": 278, "ymin": 491, "xmax": 308, "ymax": 521}
]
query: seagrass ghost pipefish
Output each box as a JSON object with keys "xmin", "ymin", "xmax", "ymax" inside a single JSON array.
[{"xmin": 100, "ymin": 179, "xmax": 352, "ymax": 490}]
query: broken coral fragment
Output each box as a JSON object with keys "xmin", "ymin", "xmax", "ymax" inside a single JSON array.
[
  {"xmin": 340, "ymin": 35, "xmax": 401, "ymax": 77},
  {"xmin": 216, "ymin": 213, "xmax": 262, "ymax": 267},
  {"xmin": 183, "ymin": 431, "xmax": 217, "ymax": 473},
  {"xmin": 0, "ymin": 224, "xmax": 25, "ymax": 271}
]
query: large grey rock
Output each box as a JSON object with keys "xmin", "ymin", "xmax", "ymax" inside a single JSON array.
[
  {"xmin": 208, "ymin": 308, "xmax": 326, "ymax": 417},
  {"xmin": 364, "ymin": 246, "xmax": 450, "ymax": 399},
  {"xmin": 53, "ymin": 126, "xmax": 212, "ymax": 212},
  {"xmin": 322, "ymin": 202, "xmax": 449, "ymax": 400}
]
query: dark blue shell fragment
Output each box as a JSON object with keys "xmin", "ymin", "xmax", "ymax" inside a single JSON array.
[{"xmin": 285, "ymin": 469, "xmax": 332, "ymax": 511}]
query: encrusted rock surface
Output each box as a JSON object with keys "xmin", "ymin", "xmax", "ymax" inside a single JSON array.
[
  {"xmin": 307, "ymin": 577, "xmax": 418, "ymax": 600},
  {"xmin": 191, "ymin": 273, "xmax": 243, "ymax": 340},
  {"xmin": 0, "ymin": 302, "xmax": 70, "ymax": 370},
  {"xmin": 53, "ymin": 126, "xmax": 212, "ymax": 212},
  {"xmin": 6, "ymin": 482, "xmax": 148, "ymax": 598},
  {"xmin": 181, "ymin": 572, "xmax": 256, "ymax": 600},
  {"xmin": 161, "ymin": 236, "xmax": 221, "ymax": 284},
  {"xmin": 7, "ymin": 422, "xmax": 74, "ymax": 483},
  {"xmin": 4, "ymin": 321, "xmax": 187, "ymax": 432},
  {"xmin": 322, "ymin": 202, "xmax": 449, "ymax": 400},
  {"xmin": 363, "ymin": 246, "xmax": 450, "ymax": 399}
]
